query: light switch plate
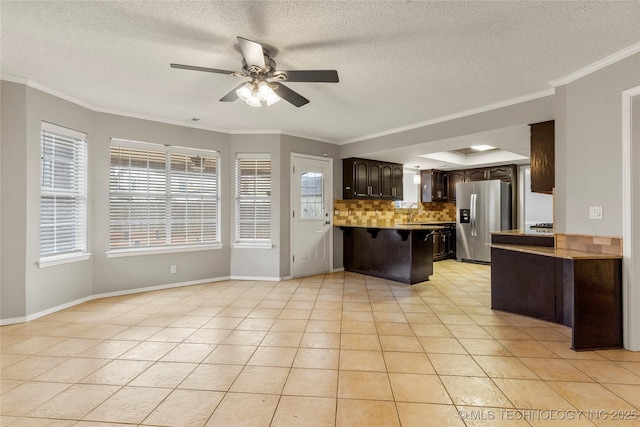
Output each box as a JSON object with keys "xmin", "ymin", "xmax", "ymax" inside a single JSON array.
[{"xmin": 589, "ymin": 206, "xmax": 603, "ymax": 220}]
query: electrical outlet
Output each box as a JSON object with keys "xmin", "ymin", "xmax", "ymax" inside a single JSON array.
[
  {"xmin": 170, "ymin": 265, "xmax": 177, "ymax": 274},
  {"xmin": 589, "ymin": 206, "xmax": 603, "ymax": 220}
]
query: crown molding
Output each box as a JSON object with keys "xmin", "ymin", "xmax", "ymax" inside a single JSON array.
[
  {"xmin": 339, "ymin": 89, "xmax": 555, "ymax": 145},
  {"xmin": 1, "ymin": 75, "xmax": 336, "ymax": 144},
  {"xmin": 549, "ymin": 41, "xmax": 640, "ymax": 87}
]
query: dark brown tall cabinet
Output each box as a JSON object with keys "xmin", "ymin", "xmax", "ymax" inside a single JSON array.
[
  {"xmin": 530, "ymin": 120, "xmax": 555, "ymax": 194},
  {"xmin": 343, "ymin": 158, "xmax": 403, "ymax": 200},
  {"xmin": 447, "ymin": 170, "xmax": 466, "ymax": 202},
  {"xmin": 420, "ymin": 170, "xmax": 448, "ymax": 202}
]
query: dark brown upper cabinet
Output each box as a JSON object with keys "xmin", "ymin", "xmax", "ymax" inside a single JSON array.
[
  {"xmin": 343, "ymin": 158, "xmax": 403, "ymax": 200},
  {"xmin": 530, "ymin": 120, "xmax": 555, "ymax": 194},
  {"xmin": 447, "ymin": 170, "xmax": 466, "ymax": 202},
  {"xmin": 466, "ymin": 168, "xmax": 489, "ymax": 181}
]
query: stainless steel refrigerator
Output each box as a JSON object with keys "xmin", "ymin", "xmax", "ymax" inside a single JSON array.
[{"xmin": 456, "ymin": 180, "xmax": 511, "ymax": 263}]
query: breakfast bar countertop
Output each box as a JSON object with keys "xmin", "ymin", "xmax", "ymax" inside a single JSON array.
[
  {"xmin": 335, "ymin": 223, "xmax": 445, "ymax": 231},
  {"xmin": 489, "ymin": 243, "xmax": 623, "ymax": 260}
]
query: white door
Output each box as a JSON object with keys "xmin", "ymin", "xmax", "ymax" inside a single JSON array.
[{"xmin": 291, "ymin": 154, "xmax": 332, "ymax": 278}]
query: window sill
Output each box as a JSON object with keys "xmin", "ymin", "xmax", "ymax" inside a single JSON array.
[
  {"xmin": 106, "ymin": 244, "xmax": 223, "ymax": 258},
  {"xmin": 232, "ymin": 242, "xmax": 274, "ymax": 250},
  {"xmin": 38, "ymin": 253, "xmax": 92, "ymax": 268}
]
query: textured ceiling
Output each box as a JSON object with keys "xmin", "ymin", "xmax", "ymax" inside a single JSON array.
[{"xmin": 2, "ymin": 1, "xmax": 640, "ymax": 146}]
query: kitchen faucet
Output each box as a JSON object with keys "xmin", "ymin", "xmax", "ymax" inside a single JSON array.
[{"xmin": 408, "ymin": 203, "xmax": 420, "ymax": 222}]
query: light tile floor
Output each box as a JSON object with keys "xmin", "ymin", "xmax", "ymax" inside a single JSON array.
[{"xmin": 1, "ymin": 260, "xmax": 640, "ymax": 426}]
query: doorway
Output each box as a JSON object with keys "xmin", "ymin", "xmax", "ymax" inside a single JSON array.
[
  {"xmin": 622, "ymin": 86, "xmax": 640, "ymax": 351},
  {"xmin": 290, "ymin": 153, "xmax": 333, "ymax": 278}
]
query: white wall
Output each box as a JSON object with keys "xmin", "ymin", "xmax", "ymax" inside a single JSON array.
[
  {"xmin": 521, "ymin": 166, "xmax": 554, "ymax": 225},
  {"xmin": 402, "ymin": 171, "xmax": 420, "ymax": 203},
  {"xmin": 555, "ymin": 53, "xmax": 640, "ymax": 235},
  {"xmin": 340, "ymin": 95, "xmax": 554, "ymax": 160}
]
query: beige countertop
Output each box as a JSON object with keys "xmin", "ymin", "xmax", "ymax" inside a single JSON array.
[
  {"xmin": 490, "ymin": 243, "xmax": 622, "ymax": 260},
  {"xmin": 491, "ymin": 229, "xmax": 554, "ymax": 237}
]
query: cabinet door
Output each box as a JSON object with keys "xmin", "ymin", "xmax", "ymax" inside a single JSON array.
[
  {"xmin": 530, "ymin": 120, "xmax": 555, "ymax": 194},
  {"xmin": 467, "ymin": 168, "xmax": 488, "ymax": 181},
  {"xmin": 380, "ymin": 163, "xmax": 394, "ymax": 200},
  {"xmin": 444, "ymin": 229, "xmax": 455, "ymax": 257},
  {"xmin": 421, "ymin": 170, "xmax": 448, "ymax": 202},
  {"xmin": 488, "ymin": 166, "xmax": 513, "ymax": 182},
  {"xmin": 353, "ymin": 159, "xmax": 370, "ymax": 198},
  {"xmin": 432, "ymin": 232, "xmax": 445, "ymax": 260},
  {"xmin": 368, "ymin": 161, "xmax": 382, "ymax": 198},
  {"xmin": 433, "ymin": 171, "xmax": 448, "ymax": 201},
  {"xmin": 392, "ymin": 164, "xmax": 404, "ymax": 200},
  {"xmin": 447, "ymin": 170, "xmax": 465, "ymax": 202}
]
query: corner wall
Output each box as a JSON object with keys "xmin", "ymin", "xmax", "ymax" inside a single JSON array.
[
  {"xmin": 554, "ymin": 53, "xmax": 640, "ymax": 236},
  {"xmin": 280, "ymin": 134, "xmax": 343, "ymax": 275},
  {"xmin": 0, "ymin": 81, "xmax": 344, "ymax": 322},
  {"xmin": 229, "ymin": 134, "xmax": 282, "ymax": 279},
  {"xmin": 1, "ymin": 81, "xmax": 28, "ymax": 320},
  {"xmin": 91, "ymin": 113, "xmax": 233, "ymax": 295}
]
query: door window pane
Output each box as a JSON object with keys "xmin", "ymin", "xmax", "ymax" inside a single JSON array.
[{"xmin": 301, "ymin": 172, "xmax": 323, "ymax": 219}]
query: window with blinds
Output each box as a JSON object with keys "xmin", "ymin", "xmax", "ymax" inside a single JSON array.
[
  {"xmin": 40, "ymin": 123, "xmax": 88, "ymax": 258},
  {"xmin": 109, "ymin": 139, "xmax": 219, "ymax": 250},
  {"xmin": 235, "ymin": 154, "xmax": 272, "ymax": 241}
]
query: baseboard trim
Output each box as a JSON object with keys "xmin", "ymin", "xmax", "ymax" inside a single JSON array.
[
  {"xmin": 229, "ymin": 276, "xmax": 282, "ymax": 282},
  {"xmin": 0, "ymin": 276, "xmax": 231, "ymax": 325},
  {"xmin": 92, "ymin": 277, "xmax": 231, "ymax": 300}
]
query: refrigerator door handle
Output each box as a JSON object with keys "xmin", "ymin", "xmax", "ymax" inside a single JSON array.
[{"xmin": 470, "ymin": 193, "xmax": 477, "ymax": 237}]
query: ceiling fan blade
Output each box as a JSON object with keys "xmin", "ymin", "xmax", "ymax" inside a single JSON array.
[
  {"xmin": 277, "ymin": 70, "xmax": 339, "ymax": 83},
  {"xmin": 237, "ymin": 36, "xmax": 266, "ymax": 69},
  {"xmin": 171, "ymin": 63, "xmax": 236, "ymax": 75},
  {"xmin": 271, "ymin": 83, "xmax": 310, "ymax": 108},
  {"xmin": 219, "ymin": 83, "xmax": 247, "ymax": 102}
]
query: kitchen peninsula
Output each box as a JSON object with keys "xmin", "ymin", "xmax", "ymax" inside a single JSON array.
[
  {"xmin": 490, "ymin": 230, "xmax": 623, "ymax": 351},
  {"xmin": 339, "ymin": 224, "xmax": 443, "ymax": 284}
]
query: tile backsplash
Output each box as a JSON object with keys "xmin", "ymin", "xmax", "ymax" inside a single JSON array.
[
  {"xmin": 333, "ymin": 200, "xmax": 456, "ymax": 226},
  {"xmin": 555, "ymin": 233, "xmax": 623, "ymax": 256}
]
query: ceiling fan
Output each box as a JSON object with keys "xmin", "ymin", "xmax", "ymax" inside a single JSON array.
[{"xmin": 171, "ymin": 36, "xmax": 339, "ymax": 108}]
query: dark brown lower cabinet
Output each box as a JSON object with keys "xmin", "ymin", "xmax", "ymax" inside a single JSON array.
[
  {"xmin": 341, "ymin": 226, "xmax": 434, "ymax": 284},
  {"xmin": 432, "ymin": 226, "xmax": 456, "ymax": 261},
  {"xmin": 491, "ymin": 247, "xmax": 622, "ymax": 351}
]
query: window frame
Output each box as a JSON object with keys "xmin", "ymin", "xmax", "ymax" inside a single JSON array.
[
  {"xmin": 234, "ymin": 153, "xmax": 273, "ymax": 249},
  {"xmin": 38, "ymin": 122, "xmax": 89, "ymax": 267},
  {"xmin": 107, "ymin": 138, "xmax": 221, "ymax": 257}
]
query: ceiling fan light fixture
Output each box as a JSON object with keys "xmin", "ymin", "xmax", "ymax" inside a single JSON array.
[
  {"xmin": 236, "ymin": 80, "xmax": 281, "ymax": 107},
  {"xmin": 246, "ymin": 91, "xmax": 262, "ymax": 107},
  {"xmin": 258, "ymin": 81, "xmax": 281, "ymax": 106},
  {"xmin": 236, "ymin": 83, "xmax": 253, "ymax": 102}
]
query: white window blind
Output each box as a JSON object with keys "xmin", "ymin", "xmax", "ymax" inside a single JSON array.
[
  {"xmin": 40, "ymin": 123, "xmax": 88, "ymax": 258},
  {"xmin": 235, "ymin": 154, "xmax": 272, "ymax": 241},
  {"xmin": 109, "ymin": 139, "xmax": 219, "ymax": 250}
]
